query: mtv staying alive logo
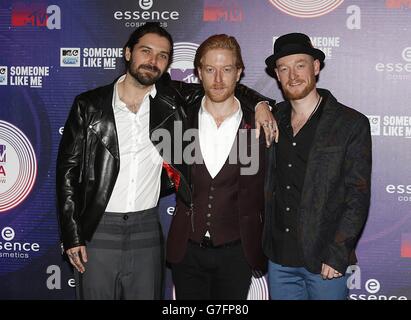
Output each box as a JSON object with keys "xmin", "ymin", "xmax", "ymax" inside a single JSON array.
[
  {"xmin": 11, "ymin": 3, "xmax": 61, "ymax": 29},
  {"xmin": 203, "ymin": 0, "xmax": 243, "ymax": 22}
]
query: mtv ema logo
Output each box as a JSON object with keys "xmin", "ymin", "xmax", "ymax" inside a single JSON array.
[
  {"xmin": 0, "ymin": 120, "xmax": 37, "ymax": 212},
  {"xmin": 169, "ymin": 42, "xmax": 199, "ymax": 83},
  {"xmin": 268, "ymin": 0, "xmax": 344, "ymax": 18},
  {"xmin": 203, "ymin": 0, "xmax": 243, "ymax": 22},
  {"xmin": 60, "ymin": 48, "xmax": 81, "ymax": 67},
  {"xmin": 367, "ymin": 115, "xmax": 381, "ymax": 136},
  {"xmin": 386, "ymin": 0, "xmax": 411, "ymax": 9},
  {"xmin": 11, "ymin": 3, "xmax": 61, "ymax": 29},
  {"xmin": 0, "ymin": 66, "xmax": 7, "ymax": 85}
]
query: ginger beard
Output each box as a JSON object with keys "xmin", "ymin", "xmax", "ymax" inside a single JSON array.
[
  {"xmin": 282, "ymin": 72, "xmax": 316, "ymax": 100},
  {"xmin": 204, "ymin": 83, "xmax": 233, "ymax": 103}
]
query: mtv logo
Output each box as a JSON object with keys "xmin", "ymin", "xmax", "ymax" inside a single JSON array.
[
  {"xmin": 11, "ymin": 3, "xmax": 61, "ymax": 29},
  {"xmin": 386, "ymin": 0, "xmax": 411, "ymax": 9},
  {"xmin": 367, "ymin": 115, "xmax": 381, "ymax": 136},
  {"xmin": 0, "ymin": 144, "xmax": 6, "ymax": 162},
  {"xmin": 203, "ymin": 0, "xmax": 243, "ymax": 22},
  {"xmin": 401, "ymin": 233, "xmax": 411, "ymax": 258},
  {"xmin": 0, "ymin": 66, "xmax": 7, "ymax": 85},
  {"xmin": 11, "ymin": 2, "xmax": 47, "ymax": 26},
  {"xmin": 62, "ymin": 49, "xmax": 79, "ymax": 57},
  {"xmin": 170, "ymin": 69, "xmax": 199, "ymax": 84},
  {"xmin": 60, "ymin": 48, "xmax": 81, "ymax": 67}
]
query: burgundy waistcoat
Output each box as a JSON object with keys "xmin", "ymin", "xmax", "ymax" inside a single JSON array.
[
  {"xmin": 189, "ymin": 149, "xmax": 241, "ymax": 245},
  {"xmin": 166, "ymin": 101, "xmax": 267, "ymax": 271}
]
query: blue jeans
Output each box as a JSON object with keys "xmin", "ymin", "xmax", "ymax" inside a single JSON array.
[{"xmin": 268, "ymin": 261, "xmax": 349, "ymax": 300}]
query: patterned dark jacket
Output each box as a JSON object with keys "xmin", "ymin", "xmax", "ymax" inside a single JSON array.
[{"xmin": 263, "ymin": 88, "xmax": 372, "ymax": 274}]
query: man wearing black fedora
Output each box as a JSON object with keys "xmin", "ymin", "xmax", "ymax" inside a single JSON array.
[{"xmin": 262, "ymin": 33, "xmax": 372, "ymax": 299}]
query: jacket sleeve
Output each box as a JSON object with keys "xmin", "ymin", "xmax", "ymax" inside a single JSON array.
[
  {"xmin": 324, "ymin": 115, "xmax": 372, "ymax": 273},
  {"xmin": 235, "ymin": 84, "xmax": 276, "ymax": 112},
  {"xmin": 169, "ymin": 79, "xmax": 276, "ymax": 111},
  {"xmin": 169, "ymin": 80, "xmax": 203, "ymax": 106},
  {"xmin": 56, "ymin": 96, "xmax": 87, "ymax": 251}
]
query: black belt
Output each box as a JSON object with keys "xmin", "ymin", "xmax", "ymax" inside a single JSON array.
[{"xmin": 188, "ymin": 237, "xmax": 241, "ymax": 249}]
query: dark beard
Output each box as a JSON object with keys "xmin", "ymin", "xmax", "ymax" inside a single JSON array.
[{"xmin": 129, "ymin": 64, "xmax": 162, "ymax": 86}]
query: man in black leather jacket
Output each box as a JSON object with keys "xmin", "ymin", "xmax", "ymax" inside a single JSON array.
[{"xmin": 56, "ymin": 22, "xmax": 276, "ymax": 300}]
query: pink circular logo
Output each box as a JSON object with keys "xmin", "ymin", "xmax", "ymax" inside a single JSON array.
[
  {"xmin": 0, "ymin": 120, "xmax": 37, "ymax": 212},
  {"xmin": 269, "ymin": 0, "xmax": 344, "ymax": 18}
]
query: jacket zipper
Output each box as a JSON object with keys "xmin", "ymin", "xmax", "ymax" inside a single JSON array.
[{"xmin": 149, "ymin": 97, "xmax": 178, "ymax": 134}]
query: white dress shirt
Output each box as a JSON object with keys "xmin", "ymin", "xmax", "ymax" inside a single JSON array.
[
  {"xmin": 198, "ymin": 97, "xmax": 243, "ymax": 179},
  {"xmin": 105, "ymin": 75, "xmax": 163, "ymax": 213}
]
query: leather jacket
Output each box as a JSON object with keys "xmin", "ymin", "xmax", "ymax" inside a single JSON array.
[{"xmin": 57, "ymin": 74, "xmax": 272, "ymax": 250}]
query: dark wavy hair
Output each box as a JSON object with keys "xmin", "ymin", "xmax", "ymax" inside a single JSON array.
[{"xmin": 123, "ymin": 22, "xmax": 174, "ymax": 68}]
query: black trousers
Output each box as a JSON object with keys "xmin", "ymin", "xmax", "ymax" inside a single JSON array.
[
  {"xmin": 75, "ymin": 208, "xmax": 164, "ymax": 300},
  {"xmin": 171, "ymin": 240, "xmax": 252, "ymax": 300}
]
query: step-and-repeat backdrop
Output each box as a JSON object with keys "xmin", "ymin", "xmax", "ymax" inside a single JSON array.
[{"xmin": 1, "ymin": 0, "xmax": 410, "ymax": 300}]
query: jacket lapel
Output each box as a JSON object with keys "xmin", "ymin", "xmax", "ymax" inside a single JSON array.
[
  {"xmin": 149, "ymin": 89, "xmax": 178, "ymax": 134},
  {"xmin": 300, "ymin": 92, "xmax": 338, "ymax": 207},
  {"xmin": 88, "ymin": 83, "xmax": 120, "ymax": 161},
  {"xmin": 306, "ymin": 96, "xmax": 338, "ymax": 153}
]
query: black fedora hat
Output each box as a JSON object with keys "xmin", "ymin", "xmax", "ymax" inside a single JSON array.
[{"xmin": 265, "ymin": 33, "xmax": 325, "ymax": 71}]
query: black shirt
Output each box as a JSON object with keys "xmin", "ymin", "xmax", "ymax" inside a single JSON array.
[{"xmin": 273, "ymin": 95, "xmax": 326, "ymax": 267}]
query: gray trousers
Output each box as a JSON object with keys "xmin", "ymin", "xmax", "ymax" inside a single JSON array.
[{"xmin": 75, "ymin": 208, "xmax": 164, "ymax": 300}]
